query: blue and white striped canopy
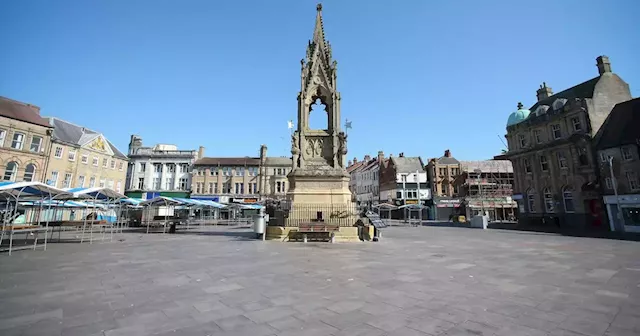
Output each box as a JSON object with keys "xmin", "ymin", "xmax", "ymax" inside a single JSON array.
[
  {"xmin": 0, "ymin": 181, "xmax": 72, "ymax": 200},
  {"xmin": 64, "ymin": 187, "xmax": 127, "ymax": 200}
]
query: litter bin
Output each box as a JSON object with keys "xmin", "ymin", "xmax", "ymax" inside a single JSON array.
[{"xmin": 253, "ymin": 214, "xmax": 266, "ymax": 239}]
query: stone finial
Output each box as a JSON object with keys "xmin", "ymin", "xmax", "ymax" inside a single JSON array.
[{"xmin": 517, "ymin": 102, "xmax": 524, "ymax": 110}]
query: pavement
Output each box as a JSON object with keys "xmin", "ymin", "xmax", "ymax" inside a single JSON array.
[{"xmin": 1, "ymin": 226, "xmax": 640, "ymax": 336}]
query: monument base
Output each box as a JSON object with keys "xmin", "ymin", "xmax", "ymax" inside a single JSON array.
[{"xmin": 265, "ymin": 226, "xmax": 360, "ymax": 242}]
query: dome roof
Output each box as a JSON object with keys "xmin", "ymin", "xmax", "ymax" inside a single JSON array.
[{"xmin": 507, "ymin": 102, "xmax": 531, "ymax": 127}]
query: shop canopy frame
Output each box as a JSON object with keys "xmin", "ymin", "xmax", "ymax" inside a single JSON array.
[
  {"xmin": 64, "ymin": 187, "xmax": 127, "ymax": 243},
  {"xmin": 0, "ymin": 181, "xmax": 73, "ymax": 255}
]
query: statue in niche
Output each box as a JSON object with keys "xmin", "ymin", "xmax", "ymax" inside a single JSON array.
[
  {"xmin": 291, "ymin": 131, "xmax": 300, "ymax": 169},
  {"xmin": 336, "ymin": 131, "xmax": 347, "ymax": 168}
]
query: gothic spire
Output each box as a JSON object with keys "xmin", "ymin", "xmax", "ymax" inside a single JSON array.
[{"xmin": 313, "ymin": 3, "xmax": 327, "ymax": 48}]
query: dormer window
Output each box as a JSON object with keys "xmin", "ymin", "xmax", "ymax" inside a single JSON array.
[
  {"xmin": 552, "ymin": 98, "xmax": 567, "ymax": 111},
  {"xmin": 534, "ymin": 105, "xmax": 549, "ymax": 116},
  {"xmin": 518, "ymin": 134, "xmax": 527, "ymax": 148}
]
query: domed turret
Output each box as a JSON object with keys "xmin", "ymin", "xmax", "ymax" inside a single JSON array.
[{"xmin": 506, "ymin": 102, "xmax": 530, "ymax": 127}]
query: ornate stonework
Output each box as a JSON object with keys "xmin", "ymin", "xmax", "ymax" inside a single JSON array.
[{"xmin": 286, "ymin": 4, "xmax": 355, "ymax": 218}]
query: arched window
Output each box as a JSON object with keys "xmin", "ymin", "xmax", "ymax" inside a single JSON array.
[
  {"xmin": 3, "ymin": 161, "xmax": 18, "ymax": 181},
  {"xmin": 527, "ymin": 188, "xmax": 536, "ymax": 213},
  {"xmin": 23, "ymin": 164, "xmax": 36, "ymax": 182},
  {"xmin": 544, "ymin": 187, "xmax": 555, "ymax": 212},
  {"xmin": 563, "ymin": 186, "xmax": 575, "ymax": 213}
]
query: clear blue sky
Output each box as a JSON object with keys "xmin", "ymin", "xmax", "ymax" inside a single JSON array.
[{"xmin": 1, "ymin": 0, "xmax": 638, "ymax": 162}]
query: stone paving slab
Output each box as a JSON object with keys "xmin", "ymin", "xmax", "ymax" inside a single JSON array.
[{"xmin": 1, "ymin": 226, "xmax": 640, "ymax": 335}]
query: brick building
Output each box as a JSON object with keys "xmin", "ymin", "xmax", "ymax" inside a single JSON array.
[{"xmin": 426, "ymin": 150, "xmax": 462, "ymax": 220}]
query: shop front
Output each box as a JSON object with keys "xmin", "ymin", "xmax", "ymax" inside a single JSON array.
[
  {"xmin": 433, "ymin": 197, "xmax": 463, "ymax": 221},
  {"xmin": 603, "ymin": 194, "xmax": 640, "ymax": 233},
  {"xmin": 465, "ymin": 197, "xmax": 517, "ymax": 222}
]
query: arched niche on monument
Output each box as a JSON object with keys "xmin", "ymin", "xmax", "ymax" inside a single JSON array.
[{"xmin": 308, "ymin": 98, "xmax": 329, "ymax": 131}]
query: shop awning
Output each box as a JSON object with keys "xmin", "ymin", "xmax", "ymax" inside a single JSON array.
[{"xmin": 64, "ymin": 187, "xmax": 127, "ymax": 200}]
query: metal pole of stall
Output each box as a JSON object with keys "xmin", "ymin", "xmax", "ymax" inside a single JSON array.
[{"xmin": 608, "ymin": 156, "xmax": 626, "ymax": 228}]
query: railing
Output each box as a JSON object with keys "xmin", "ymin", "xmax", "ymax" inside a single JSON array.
[{"xmin": 280, "ymin": 203, "xmax": 360, "ymax": 227}]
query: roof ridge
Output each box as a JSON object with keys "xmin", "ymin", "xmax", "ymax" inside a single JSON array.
[{"xmin": 0, "ymin": 96, "xmax": 40, "ymax": 109}]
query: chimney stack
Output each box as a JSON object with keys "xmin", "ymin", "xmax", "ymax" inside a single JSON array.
[
  {"xmin": 399, "ymin": 152, "xmax": 404, "ymax": 158},
  {"xmin": 198, "ymin": 146, "xmax": 205, "ymax": 159},
  {"xmin": 353, "ymin": 157, "xmax": 358, "ymax": 164},
  {"xmin": 377, "ymin": 151, "xmax": 384, "ymax": 162},
  {"xmin": 536, "ymin": 82, "xmax": 553, "ymax": 101},
  {"xmin": 596, "ymin": 55, "xmax": 611, "ymax": 75},
  {"xmin": 444, "ymin": 149, "xmax": 451, "ymax": 157},
  {"xmin": 348, "ymin": 160, "xmax": 352, "ymax": 166},
  {"xmin": 364, "ymin": 155, "xmax": 371, "ymax": 161}
]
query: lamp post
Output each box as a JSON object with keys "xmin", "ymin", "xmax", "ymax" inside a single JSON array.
[
  {"xmin": 474, "ymin": 168, "xmax": 484, "ymax": 217},
  {"xmin": 607, "ymin": 156, "xmax": 626, "ymax": 229}
]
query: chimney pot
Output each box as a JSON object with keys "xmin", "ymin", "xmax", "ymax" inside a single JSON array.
[
  {"xmin": 536, "ymin": 82, "xmax": 553, "ymax": 101},
  {"xmin": 399, "ymin": 152, "xmax": 404, "ymax": 157},
  {"xmin": 353, "ymin": 157, "xmax": 358, "ymax": 163},
  {"xmin": 444, "ymin": 149, "xmax": 451, "ymax": 157},
  {"xmin": 364, "ymin": 155, "xmax": 371, "ymax": 161},
  {"xmin": 377, "ymin": 151, "xmax": 384, "ymax": 162},
  {"xmin": 596, "ymin": 55, "xmax": 611, "ymax": 75},
  {"xmin": 348, "ymin": 160, "xmax": 352, "ymax": 166}
]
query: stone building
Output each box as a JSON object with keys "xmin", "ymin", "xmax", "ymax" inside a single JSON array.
[
  {"xmin": 258, "ymin": 144, "xmax": 292, "ymax": 200},
  {"xmin": 45, "ymin": 117, "xmax": 128, "ymax": 192},
  {"xmin": 347, "ymin": 152, "xmax": 384, "ymax": 208},
  {"xmin": 346, "ymin": 157, "xmax": 366, "ymax": 202},
  {"xmin": 191, "ymin": 157, "xmax": 260, "ymax": 204},
  {"xmin": 595, "ymin": 98, "xmax": 640, "ymax": 232},
  {"xmin": 0, "ymin": 96, "xmax": 53, "ymax": 183},
  {"xmin": 504, "ymin": 56, "xmax": 632, "ymax": 232},
  {"xmin": 125, "ymin": 134, "xmax": 199, "ymax": 199}
]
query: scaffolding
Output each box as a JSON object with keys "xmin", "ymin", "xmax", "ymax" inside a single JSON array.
[{"xmin": 462, "ymin": 160, "xmax": 517, "ymax": 222}]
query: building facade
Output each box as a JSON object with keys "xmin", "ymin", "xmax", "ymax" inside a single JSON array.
[
  {"xmin": 595, "ymin": 98, "xmax": 640, "ymax": 232},
  {"xmin": 348, "ymin": 152, "xmax": 384, "ymax": 208},
  {"xmin": 191, "ymin": 157, "xmax": 260, "ymax": 204},
  {"xmin": 45, "ymin": 118, "xmax": 128, "ymax": 192},
  {"xmin": 458, "ymin": 160, "xmax": 517, "ymax": 221},
  {"xmin": 258, "ymin": 145, "xmax": 292, "ymax": 200},
  {"xmin": 346, "ymin": 157, "xmax": 366, "ymax": 203},
  {"xmin": 125, "ymin": 134, "xmax": 199, "ymax": 199},
  {"xmin": 505, "ymin": 56, "xmax": 632, "ymax": 233},
  {"xmin": 426, "ymin": 150, "xmax": 462, "ymax": 219},
  {"xmin": 379, "ymin": 154, "xmax": 430, "ymax": 218},
  {"xmin": 0, "ymin": 97, "xmax": 53, "ymax": 183}
]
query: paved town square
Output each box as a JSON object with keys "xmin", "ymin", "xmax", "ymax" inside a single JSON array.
[{"xmin": 1, "ymin": 227, "xmax": 639, "ymax": 336}]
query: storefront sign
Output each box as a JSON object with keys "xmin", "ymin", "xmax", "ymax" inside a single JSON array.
[
  {"xmin": 244, "ymin": 198, "xmax": 258, "ymax": 203},
  {"xmin": 405, "ymin": 200, "xmax": 418, "ymax": 204}
]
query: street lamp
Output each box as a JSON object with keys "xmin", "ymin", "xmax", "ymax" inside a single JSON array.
[
  {"xmin": 474, "ymin": 168, "xmax": 484, "ymax": 217},
  {"xmin": 607, "ymin": 156, "xmax": 626, "ymax": 229}
]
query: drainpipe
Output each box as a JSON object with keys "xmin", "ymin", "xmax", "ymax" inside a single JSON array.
[{"xmin": 42, "ymin": 129, "xmax": 54, "ymax": 184}]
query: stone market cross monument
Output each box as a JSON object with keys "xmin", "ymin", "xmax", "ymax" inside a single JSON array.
[{"xmin": 283, "ymin": 4, "xmax": 358, "ymax": 238}]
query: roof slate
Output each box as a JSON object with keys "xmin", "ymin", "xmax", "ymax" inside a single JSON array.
[
  {"xmin": 595, "ymin": 98, "xmax": 640, "ymax": 150},
  {"xmin": 529, "ymin": 77, "xmax": 599, "ymax": 112},
  {"xmin": 437, "ymin": 156, "xmax": 460, "ymax": 165},
  {"xmin": 46, "ymin": 117, "xmax": 127, "ymax": 159},
  {"xmin": 265, "ymin": 157, "xmax": 292, "ymax": 166},
  {"xmin": 391, "ymin": 157, "xmax": 425, "ymax": 173},
  {"xmin": 0, "ymin": 96, "xmax": 51, "ymax": 128},
  {"xmin": 195, "ymin": 157, "xmax": 260, "ymax": 166}
]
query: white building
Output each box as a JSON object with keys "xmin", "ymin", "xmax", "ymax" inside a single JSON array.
[
  {"xmin": 125, "ymin": 134, "xmax": 201, "ymax": 199},
  {"xmin": 347, "ymin": 151, "xmax": 386, "ymax": 208},
  {"xmin": 379, "ymin": 154, "xmax": 430, "ymax": 207}
]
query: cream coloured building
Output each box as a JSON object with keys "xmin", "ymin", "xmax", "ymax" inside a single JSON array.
[
  {"xmin": 258, "ymin": 145, "xmax": 292, "ymax": 200},
  {"xmin": 45, "ymin": 118, "xmax": 128, "ymax": 192},
  {"xmin": 0, "ymin": 96, "xmax": 53, "ymax": 183}
]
